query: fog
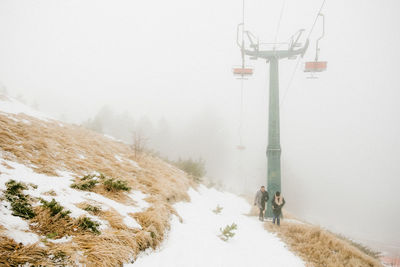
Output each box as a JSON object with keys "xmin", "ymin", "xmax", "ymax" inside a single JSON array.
[{"xmin": 0, "ymin": 0, "xmax": 399, "ymax": 255}]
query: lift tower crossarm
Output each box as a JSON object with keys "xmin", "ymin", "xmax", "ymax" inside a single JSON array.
[
  {"xmin": 243, "ymin": 42, "xmax": 308, "ymax": 60},
  {"xmin": 241, "ymin": 30, "xmax": 309, "ymax": 61}
]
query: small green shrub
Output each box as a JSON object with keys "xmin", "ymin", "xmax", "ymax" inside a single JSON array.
[
  {"xmin": 97, "ymin": 173, "xmax": 106, "ymax": 180},
  {"xmin": 50, "ymin": 250, "xmax": 69, "ymax": 265},
  {"xmin": 46, "ymin": 232, "xmax": 58, "ymax": 239},
  {"xmin": 78, "ymin": 216, "xmax": 100, "ymax": 234},
  {"xmin": 4, "ymin": 180, "xmax": 35, "ymax": 219},
  {"xmin": 71, "ymin": 173, "xmax": 129, "ymax": 193},
  {"xmin": 40, "ymin": 198, "xmax": 71, "ymax": 218},
  {"xmin": 83, "ymin": 204, "xmax": 101, "ymax": 214},
  {"xmin": 71, "ymin": 174, "xmax": 99, "ymax": 191},
  {"xmin": 219, "ymin": 223, "xmax": 237, "ymax": 241},
  {"xmin": 103, "ymin": 178, "xmax": 130, "ymax": 192},
  {"xmin": 28, "ymin": 183, "xmax": 38, "ymax": 189},
  {"xmin": 172, "ymin": 158, "xmax": 206, "ymax": 182},
  {"xmin": 81, "ymin": 174, "xmax": 96, "ymax": 180},
  {"xmin": 5, "ymin": 179, "xmax": 27, "ymax": 197},
  {"xmin": 10, "ymin": 199, "xmax": 36, "ymax": 219},
  {"xmin": 212, "ymin": 205, "xmax": 223, "ymax": 214}
]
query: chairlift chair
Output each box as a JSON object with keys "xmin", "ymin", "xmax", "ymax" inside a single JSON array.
[
  {"xmin": 304, "ymin": 61, "xmax": 327, "ymax": 73},
  {"xmin": 233, "ymin": 66, "xmax": 253, "ymax": 79},
  {"xmin": 236, "ymin": 145, "xmax": 246, "ymax": 151},
  {"xmin": 233, "ymin": 23, "xmax": 255, "ymax": 80},
  {"xmin": 304, "ymin": 13, "xmax": 327, "ymax": 78}
]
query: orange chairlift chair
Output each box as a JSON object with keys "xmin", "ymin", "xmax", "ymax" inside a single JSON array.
[{"xmin": 304, "ymin": 13, "xmax": 327, "ymax": 78}]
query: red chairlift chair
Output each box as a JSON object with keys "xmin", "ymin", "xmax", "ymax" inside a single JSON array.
[
  {"xmin": 236, "ymin": 145, "xmax": 246, "ymax": 151},
  {"xmin": 304, "ymin": 61, "xmax": 327, "ymax": 72},
  {"xmin": 304, "ymin": 13, "xmax": 327, "ymax": 78},
  {"xmin": 233, "ymin": 67, "xmax": 253, "ymax": 79}
]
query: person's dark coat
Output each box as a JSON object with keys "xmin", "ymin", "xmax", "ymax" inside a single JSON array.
[{"xmin": 272, "ymin": 195, "xmax": 285, "ymax": 216}]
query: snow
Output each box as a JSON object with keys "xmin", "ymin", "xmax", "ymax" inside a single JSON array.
[
  {"xmin": 0, "ymin": 202, "xmax": 40, "ymax": 245},
  {"xmin": 128, "ymin": 190, "xmax": 150, "ymax": 211},
  {"xmin": 0, "ymin": 97, "xmax": 149, "ymax": 244},
  {"xmin": 115, "ymin": 155, "xmax": 123, "ymax": 162},
  {"xmin": 0, "ymin": 95, "xmax": 52, "ymax": 121},
  {"xmin": 128, "ymin": 185, "xmax": 304, "ymax": 267},
  {"xmin": 48, "ymin": 236, "xmax": 73, "ymax": 244},
  {"xmin": 104, "ymin": 134, "xmax": 124, "ymax": 143},
  {"xmin": 0, "ymin": 94, "xmax": 304, "ymax": 263},
  {"xmin": 0, "ymin": 157, "xmax": 150, "ymax": 244},
  {"xmin": 115, "ymin": 154, "xmax": 141, "ymax": 170},
  {"xmin": 127, "ymin": 159, "xmax": 141, "ymax": 169}
]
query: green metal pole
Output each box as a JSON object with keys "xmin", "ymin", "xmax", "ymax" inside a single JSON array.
[
  {"xmin": 238, "ymin": 28, "xmax": 308, "ymax": 219},
  {"xmin": 265, "ymin": 56, "xmax": 282, "ymax": 219}
]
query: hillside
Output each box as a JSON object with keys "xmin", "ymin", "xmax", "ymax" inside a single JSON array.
[
  {"xmin": 0, "ymin": 95, "xmax": 388, "ymax": 267},
  {"xmin": 0, "ymin": 95, "xmax": 193, "ymax": 266}
]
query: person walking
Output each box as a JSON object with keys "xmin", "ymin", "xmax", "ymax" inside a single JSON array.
[
  {"xmin": 272, "ymin": 191, "xmax": 285, "ymax": 226},
  {"xmin": 254, "ymin": 186, "xmax": 269, "ymax": 221}
]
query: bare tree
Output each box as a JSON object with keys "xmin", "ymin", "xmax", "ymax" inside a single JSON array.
[{"xmin": 131, "ymin": 131, "xmax": 148, "ymax": 160}]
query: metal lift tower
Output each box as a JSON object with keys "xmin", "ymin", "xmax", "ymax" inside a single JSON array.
[{"xmin": 236, "ymin": 26, "xmax": 309, "ymax": 218}]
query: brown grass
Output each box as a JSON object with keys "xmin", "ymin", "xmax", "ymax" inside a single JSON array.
[
  {"xmin": 264, "ymin": 221, "xmax": 383, "ymax": 267},
  {"xmin": 101, "ymin": 208, "xmax": 129, "ymax": 230},
  {"xmin": 0, "ymin": 109, "xmax": 193, "ymax": 266},
  {"xmin": 132, "ymin": 203, "xmax": 174, "ymax": 248},
  {"xmin": 75, "ymin": 201, "xmax": 102, "ymax": 216},
  {"xmin": 30, "ymin": 207, "xmax": 77, "ymax": 238},
  {"xmin": 0, "ymin": 236, "xmax": 50, "ymax": 266},
  {"xmin": 52, "ymin": 205, "xmax": 174, "ymax": 266}
]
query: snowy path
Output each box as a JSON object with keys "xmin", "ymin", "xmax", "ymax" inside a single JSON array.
[{"xmin": 127, "ymin": 186, "xmax": 304, "ymax": 267}]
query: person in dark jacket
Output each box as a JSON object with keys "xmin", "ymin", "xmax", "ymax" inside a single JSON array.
[
  {"xmin": 272, "ymin": 191, "xmax": 285, "ymax": 226},
  {"xmin": 254, "ymin": 186, "xmax": 269, "ymax": 221}
]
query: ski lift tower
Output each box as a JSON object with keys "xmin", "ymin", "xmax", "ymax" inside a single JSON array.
[{"xmin": 237, "ymin": 25, "xmax": 309, "ymax": 218}]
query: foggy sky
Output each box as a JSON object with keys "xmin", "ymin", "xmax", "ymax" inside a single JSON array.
[{"xmin": 0, "ymin": 0, "xmax": 399, "ymax": 255}]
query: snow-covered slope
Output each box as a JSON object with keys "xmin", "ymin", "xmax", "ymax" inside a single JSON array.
[
  {"xmin": 128, "ymin": 185, "xmax": 304, "ymax": 267},
  {"xmin": 0, "ymin": 94, "xmax": 384, "ymax": 267},
  {"xmin": 0, "ymin": 95, "xmax": 304, "ymax": 266},
  {"xmin": 0, "ymin": 160, "xmax": 149, "ymax": 245},
  {"xmin": 0, "ymin": 95, "xmax": 53, "ymax": 121},
  {"xmin": 0, "ymin": 94, "xmax": 192, "ymax": 266}
]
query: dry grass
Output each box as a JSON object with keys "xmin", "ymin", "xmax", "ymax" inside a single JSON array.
[
  {"xmin": 0, "ymin": 236, "xmax": 50, "ymax": 266},
  {"xmin": 30, "ymin": 207, "xmax": 77, "ymax": 238},
  {"xmin": 264, "ymin": 221, "xmax": 383, "ymax": 267},
  {"xmin": 71, "ymin": 230, "xmax": 139, "ymax": 266},
  {"xmin": 0, "ymin": 110, "xmax": 193, "ymax": 266},
  {"xmin": 0, "ymin": 112, "xmax": 192, "ymax": 203},
  {"xmin": 76, "ymin": 201, "xmax": 102, "ymax": 216},
  {"xmin": 132, "ymin": 203, "xmax": 175, "ymax": 248},
  {"xmin": 43, "ymin": 190, "xmax": 57, "ymax": 196},
  {"xmin": 54, "ymin": 206, "xmax": 173, "ymax": 266}
]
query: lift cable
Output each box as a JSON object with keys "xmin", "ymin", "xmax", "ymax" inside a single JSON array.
[
  {"xmin": 306, "ymin": 0, "xmax": 327, "ymax": 40},
  {"xmin": 280, "ymin": 0, "xmax": 326, "ymax": 184},
  {"xmin": 280, "ymin": 0, "xmax": 327, "ymax": 108},
  {"xmin": 273, "ymin": 0, "xmax": 286, "ymax": 51},
  {"xmin": 238, "ymin": 79, "xmax": 244, "ymax": 148},
  {"xmin": 237, "ymin": 0, "xmax": 247, "ymax": 151}
]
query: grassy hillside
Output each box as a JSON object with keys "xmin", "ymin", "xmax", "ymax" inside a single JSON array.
[
  {"xmin": 243, "ymin": 200, "xmax": 384, "ymax": 267},
  {"xmin": 264, "ymin": 219, "xmax": 383, "ymax": 267},
  {"xmin": 0, "ymin": 95, "xmax": 194, "ymax": 266}
]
